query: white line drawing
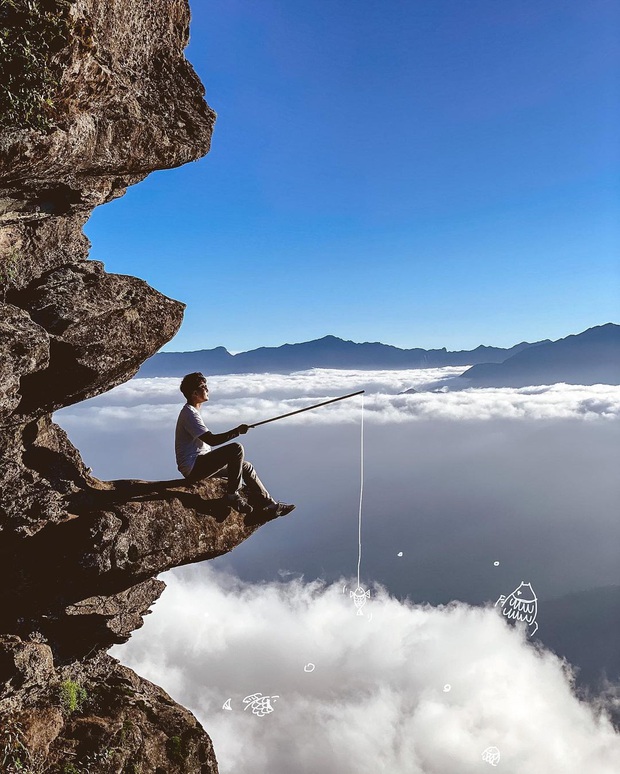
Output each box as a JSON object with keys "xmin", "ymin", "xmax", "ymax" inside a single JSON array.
[
  {"xmin": 342, "ymin": 584, "xmax": 348, "ymax": 594},
  {"xmin": 304, "ymin": 663, "xmax": 315, "ymax": 672},
  {"xmin": 493, "ymin": 561, "xmax": 500, "ymax": 566},
  {"xmin": 397, "ymin": 551, "xmax": 403, "ymax": 557},
  {"xmin": 243, "ymin": 693, "xmax": 279, "ymax": 716},
  {"xmin": 351, "ymin": 586, "xmax": 371, "ymax": 616},
  {"xmin": 495, "ymin": 581, "xmax": 538, "ymax": 636},
  {"xmin": 443, "ymin": 684, "xmax": 451, "ymax": 692},
  {"xmin": 481, "ymin": 746, "xmax": 501, "ymax": 766},
  {"xmin": 222, "ymin": 698, "xmax": 232, "ymax": 711}
]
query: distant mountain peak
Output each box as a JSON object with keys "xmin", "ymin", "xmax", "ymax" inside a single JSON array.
[
  {"xmin": 137, "ymin": 330, "xmax": 556, "ymax": 377},
  {"xmin": 460, "ymin": 322, "xmax": 620, "ymax": 387},
  {"xmin": 138, "ymin": 324, "xmax": 618, "ymax": 380}
]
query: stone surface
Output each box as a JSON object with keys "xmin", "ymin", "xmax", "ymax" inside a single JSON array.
[
  {"xmin": 0, "ymin": 471, "xmax": 286, "ymax": 660},
  {"xmin": 0, "ymin": 303, "xmax": 49, "ymax": 419},
  {"xmin": 0, "ymin": 641, "xmax": 218, "ymax": 772},
  {"xmin": 0, "ymin": 1, "xmax": 276, "ymax": 771},
  {"xmin": 14, "ymin": 259, "xmax": 184, "ymax": 416}
]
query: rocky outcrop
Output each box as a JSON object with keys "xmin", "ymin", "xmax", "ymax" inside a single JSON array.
[
  {"xmin": 0, "ymin": 1, "xmax": 278, "ymax": 770},
  {"xmin": 0, "ymin": 639, "xmax": 218, "ymax": 772},
  {"xmin": 0, "ymin": 466, "xmax": 284, "ymax": 661}
]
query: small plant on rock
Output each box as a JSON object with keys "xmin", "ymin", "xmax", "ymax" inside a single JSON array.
[
  {"xmin": 80, "ymin": 747, "xmax": 113, "ymax": 770},
  {"xmin": 0, "ymin": 720, "xmax": 34, "ymax": 773},
  {"xmin": 59, "ymin": 679, "xmax": 88, "ymax": 715},
  {"xmin": 0, "ymin": 0, "xmax": 73, "ymax": 130}
]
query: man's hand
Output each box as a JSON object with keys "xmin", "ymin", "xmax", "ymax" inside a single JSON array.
[{"xmin": 236, "ymin": 424, "xmax": 249, "ymax": 435}]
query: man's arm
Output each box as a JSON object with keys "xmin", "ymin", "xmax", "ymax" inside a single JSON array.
[{"xmin": 200, "ymin": 424, "xmax": 249, "ymax": 447}]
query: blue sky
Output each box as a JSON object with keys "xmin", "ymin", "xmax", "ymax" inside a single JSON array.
[{"xmin": 85, "ymin": 0, "xmax": 619, "ymax": 352}]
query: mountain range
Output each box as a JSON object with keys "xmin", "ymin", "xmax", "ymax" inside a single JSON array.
[
  {"xmin": 137, "ymin": 323, "xmax": 619, "ymax": 386},
  {"xmin": 138, "ymin": 335, "xmax": 541, "ymax": 376},
  {"xmin": 459, "ymin": 323, "xmax": 620, "ymax": 387}
]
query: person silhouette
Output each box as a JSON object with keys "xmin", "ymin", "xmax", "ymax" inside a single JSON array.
[{"xmin": 175, "ymin": 372, "xmax": 294, "ymax": 517}]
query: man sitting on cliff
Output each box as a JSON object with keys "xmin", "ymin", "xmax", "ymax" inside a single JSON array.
[{"xmin": 175, "ymin": 372, "xmax": 294, "ymax": 517}]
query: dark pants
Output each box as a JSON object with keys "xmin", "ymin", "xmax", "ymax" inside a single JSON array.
[{"xmin": 187, "ymin": 443, "xmax": 273, "ymax": 504}]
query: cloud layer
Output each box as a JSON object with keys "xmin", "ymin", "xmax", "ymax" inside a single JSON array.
[
  {"xmin": 58, "ymin": 368, "xmax": 620, "ymax": 433},
  {"xmin": 55, "ymin": 370, "xmax": 620, "ymax": 607},
  {"xmin": 54, "ymin": 368, "xmax": 620, "ymax": 770},
  {"xmin": 112, "ymin": 566, "xmax": 620, "ymax": 774}
]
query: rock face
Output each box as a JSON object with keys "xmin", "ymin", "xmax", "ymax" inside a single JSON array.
[
  {"xmin": 0, "ymin": 641, "xmax": 218, "ymax": 772},
  {"xmin": 0, "ymin": 2, "xmax": 275, "ymax": 771}
]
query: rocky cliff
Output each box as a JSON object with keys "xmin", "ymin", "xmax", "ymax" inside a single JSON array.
[{"xmin": 0, "ymin": 2, "xmax": 277, "ymax": 771}]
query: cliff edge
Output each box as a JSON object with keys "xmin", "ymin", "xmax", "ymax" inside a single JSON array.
[{"xmin": 0, "ymin": 2, "xmax": 275, "ymax": 770}]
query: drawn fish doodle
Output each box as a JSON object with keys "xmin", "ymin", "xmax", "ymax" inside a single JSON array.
[
  {"xmin": 350, "ymin": 586, "xmax": 371, "ymax": 615},
  {"xmin": 242, "ymin": 693, "xmax": 279, "ymax": 716},
  {"xmin": 495, "ymin": 581, "xmax": 538, "ymax": 636},
  {"xmin": 481, "ymin": 746, "xmax": 501, "ymax": 766}
]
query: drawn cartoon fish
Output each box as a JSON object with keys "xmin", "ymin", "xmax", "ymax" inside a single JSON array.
[
  {"xmin": 350, "ymin": 586, "xmax": 371, "ymax": 615},
  {"xmin": 495, "ymin": 581, "xmax": 538, "ymax": 636},
  {"xmin": 481, "ymin": 746, "xmax": 501, "ymax": 766},
  {"xmin": 242, "ymin": 693, "xmax": 279, "ymax": 716}
]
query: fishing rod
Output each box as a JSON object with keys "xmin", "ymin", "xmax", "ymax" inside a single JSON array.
[{"xmin": 248, "ymin": 390, "xmax": 365, "ymax": 428}]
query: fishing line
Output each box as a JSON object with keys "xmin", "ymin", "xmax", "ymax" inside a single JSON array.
[
  {"xmin": 245, "ymin": 388, "xmax": 370, "ymax": 614},
  {"xmin": 356, "ymin": 392, "xmax": 364, "ymax": 589},
  {"xmin": 349, "ymin": 392, "xmax": 370, "ymax": 615}
]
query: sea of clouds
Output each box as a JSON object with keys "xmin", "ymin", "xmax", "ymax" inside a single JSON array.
[
  {"xmin": 56, "ymin": 368, "xmax": 620, "ymax": 602},
  {"xmin": 58, "ymin": 368, "xmax": 620, "ymax": 432},
  {"xmin": 110, "ymin": 566, "xmax": 620, "ymax": 774},
  {"xmin": 55, "ymin": 367, "xmax": 620, "ymax": 773}
]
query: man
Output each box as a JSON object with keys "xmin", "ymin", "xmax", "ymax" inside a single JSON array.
[{"xmin": 175, "ymin": 372, "xmax": 294, "ymax": 517}]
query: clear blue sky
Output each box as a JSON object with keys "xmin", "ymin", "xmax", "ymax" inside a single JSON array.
[{"xmin": 85, "ymin": 0, "xmax": 619, "ymax": 353}]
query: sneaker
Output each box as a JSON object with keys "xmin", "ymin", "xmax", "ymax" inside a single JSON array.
[
  {"xmin": 225, "ymin": 492, "xmax": 253, "ymax": 514},
  {"xmin": 263, "ymin": 501, "xmax": 296, "ymax": 517}
]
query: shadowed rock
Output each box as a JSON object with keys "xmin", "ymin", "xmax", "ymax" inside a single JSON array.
[
  {"xmin": 0, "ymin": 1, "xmax": 263, "ymax": 771},
  {"xmin": 0, "ymin": 470, "xmax": 287, "ymax": 660},
  {"xmin": 0, "ymin": 638, "xmax": 218, "ymax": 771}
]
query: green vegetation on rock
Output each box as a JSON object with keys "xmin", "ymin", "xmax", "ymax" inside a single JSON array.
[
  {"xmin": 166, "ymin": 734, "xmax": 185, "ymax": 764},
  {"xmin": 59, "ymin": 679, "xmax": 88, "ymax": 715},
  {"xmin": 0, "ymin": 719, "xmax": 42, "ymax": 774},
  {"xmin": 0, "ymin": 0, "xmax": 72, "ymax": 130}
]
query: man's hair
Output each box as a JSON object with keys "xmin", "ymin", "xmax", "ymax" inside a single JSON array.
[{"xmin": 180, "ymin": 372, "xmax": 206, "ymax": 401}]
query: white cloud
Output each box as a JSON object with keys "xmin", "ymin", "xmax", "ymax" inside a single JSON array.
[
  {"xmin": 112, "ymin": 567, "xmax": 620, "ymax": 774},
  {"xmin": 57, "ymin": 369, "xmax": 620, "ymax": 432},
  {"xmin": 56, "ymin": 368, "xmax": 620, "ymax": 772},
  {"xmin": 53, "ymin": 371, "xmax": 620, "ymax": 604}
]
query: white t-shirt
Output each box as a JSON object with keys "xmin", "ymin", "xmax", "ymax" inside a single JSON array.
[{"xmin": 175, "ymin": 404, "xmax": 212, "ymax": 477}]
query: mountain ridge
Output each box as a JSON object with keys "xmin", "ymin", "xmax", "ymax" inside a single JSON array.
[
  {"xmin": 137, "ymin": 333, "xmax": 547, "ymax": 376},
  {"xmin": 459, "ymin": 323, "xmax": 620, "ymax": 387}
]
